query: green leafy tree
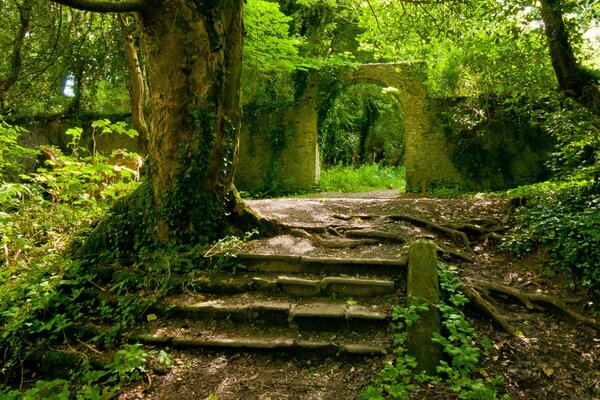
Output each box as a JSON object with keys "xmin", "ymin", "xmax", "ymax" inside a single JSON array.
[
  {"xmin": 242, "ymin": 0, "xmax": 302, "ymax": 104},
  {"xmin": 0, "ymin": 1, "xmax": 130, "ymax": 116},
  {"xmin": 43, "ymin": 0, "xmax": 267, "ymax": 261}
]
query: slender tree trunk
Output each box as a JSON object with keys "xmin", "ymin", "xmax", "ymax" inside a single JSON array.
[
  {"xmin": 0, "ymin": 2, "xmax": 32, "ymax": 111},
  {"xmin": 119, "ymin": 14, "xmax": 149, "ymax": 154},
  {"xmin": 539, "ymin": 0, "xmax": 599, "ymax": 112}
]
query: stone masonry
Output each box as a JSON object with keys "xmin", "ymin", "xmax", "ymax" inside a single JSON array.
[{"xmin": 236, "ymin": 63, "xmax": 462, "ymax": 192}]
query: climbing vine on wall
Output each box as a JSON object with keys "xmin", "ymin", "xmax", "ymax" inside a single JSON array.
[{"xmin": 439, "ymin": 95, "xmax": 554, "ymax": 190}]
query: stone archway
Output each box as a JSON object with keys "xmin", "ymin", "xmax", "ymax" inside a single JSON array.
[
  {"xmin": 333, "ymin": 63, "xmax": 461, "ymax": 191},
  {"xmin": 236, "ymin": 63, "xmax": 462, "ymax": 192}
]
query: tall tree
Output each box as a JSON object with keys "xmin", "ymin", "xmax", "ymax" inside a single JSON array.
[
  {"xmin": 538, "ymin": 0, "xmax": 599, "ymax": 112},
  {"xmin": 49, "ymin": 0, "xmax": 258, "ymax": 258},
  {"xmin": 0, "ymin": 1, "xmax": 32, "ymax": 111}
]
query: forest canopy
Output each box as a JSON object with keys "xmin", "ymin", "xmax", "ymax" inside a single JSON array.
[{"xmin": 0, "ymin": 1, "xmax": 599, "ymax": 397}]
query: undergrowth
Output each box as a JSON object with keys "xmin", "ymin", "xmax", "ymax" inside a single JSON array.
[
  {"xmin": 361, "ymin": 264, "xmax": 508, "ymax": 399},
  {"xmin": 0, "ymin": 117, "xmax": 263, "ymax": 397},
  {"xmin": 503, "ymin": 178, "xmax": 600, "ymax": 312},
  {"xmin": 319, "ymin": 163, "xmax": 406, "ymax": 193},
  {"xmin": 0, "ymin": 118, "xmax": 167, "ymax": 396}
]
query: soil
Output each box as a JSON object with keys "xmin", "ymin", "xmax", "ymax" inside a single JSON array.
[{"xmin": 120, "ymin": 191, "xmax": 600, "ymax": 400}]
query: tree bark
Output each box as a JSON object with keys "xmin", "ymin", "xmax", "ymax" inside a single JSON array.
[
  {"xmin": 138, "ymin": 0, "xmax": 244, "ymax": 245},
  {"xmin": 51, "ymin": 0, "xmax": 247, "ymax": 258},
  {"xmin": 539, "ymin": 0, "xmax": 599, "ymax": 112}
]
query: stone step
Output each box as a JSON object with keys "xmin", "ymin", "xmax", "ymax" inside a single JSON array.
[
  {"xmin": 235, "ymin": 253, "xmax": 407, "ymax": 277},
  {"xmin": 182, "ymin": 272, "xmax": 397, "ymax": 298},
  {"xmin": 150, "ymin": 295, "xmax": 391, "ymax": 332},
  {"xmin": 129, "ymin": 319, "xmax": 390, "ymax": 356}
]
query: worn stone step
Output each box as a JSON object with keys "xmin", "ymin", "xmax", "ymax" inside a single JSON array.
[
  {"xmin": 150, "ymin": 295, "xmax": 391, "ymax": 331},
  {"xmin": 236, "ymin": 253, "xmax": 407, "ymax": 277},
  {"xmin": 129, "ymin": 320, "xmax": 390, "ymax": 356},
  {"xmin": 183, "ymin": 272, "xmax": 397, "ymax": 298}
]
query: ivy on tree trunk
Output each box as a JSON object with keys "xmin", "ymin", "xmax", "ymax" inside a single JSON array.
[{"xmin": 51, "ymin": 0, "xmax": 250, "ymax": 259}]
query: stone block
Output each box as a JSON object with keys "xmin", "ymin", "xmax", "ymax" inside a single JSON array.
[
  {"xmin": 277, "ymin": 276, "xmax": 322, "ymax": 297},
  {"xmin": 406, "ymin": 240, "xmax": 442, "ymax": 374},
  {"xmin": 248, "ymin": 301, "xmax": 291, "ymax": 326},
  {"xmin": 237, "ymin": 253, "xmax": 301, "ymax": 273},
  {"xmin": 322, "ymin": 277, "xmax": 394, "ymax": 297},
  {"xmin": 290, "ymin": 303, "xmax": 347, "ymax": 331}
]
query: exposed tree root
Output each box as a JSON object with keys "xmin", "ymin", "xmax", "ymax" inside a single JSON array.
[
  {"xmin": 332, "ymin": 213, "xmax": 377, "ymax": 221},
  {"xmin": 462, "ymin": 278, "xmax": 600, "ymax": 336},
  {"xmin": 285, "ymin": 227, "xmax": 392, "ymax": 248},
  {"xmin": 331, "ymin": 213, "xmax": 511, "ymax": 249},
  {"xmin": 342, "ymin": 228, "xmax": 405, "ymax": 243},
  {"xmin": 387, "ymin": 214, "xmax": 471, "ymax": 248},
  {"xmin": 436, "ymin": 246, "xmax": 474, "ymax": 263},
  {"xmin": 461, "ymin": 282, "xmax": 518, "ymax": 336}
]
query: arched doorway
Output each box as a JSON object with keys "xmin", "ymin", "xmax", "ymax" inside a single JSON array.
[{"xmin": 319, "ymin": 83, "xmax": 406, "ymax": 191}]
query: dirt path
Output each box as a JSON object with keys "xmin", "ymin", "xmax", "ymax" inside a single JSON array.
[{"xmin": 121, "ymin": 192, "xmax": 600, "ymax": 399}]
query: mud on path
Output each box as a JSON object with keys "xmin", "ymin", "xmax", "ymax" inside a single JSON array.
[{"xmin": 121, "ymin": 192, "xmax": 600, "ymax": 399}]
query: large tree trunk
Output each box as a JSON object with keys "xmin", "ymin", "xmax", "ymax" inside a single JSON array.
[
  {"xmin": 140, "ymin": 0, "xmax": 244, "ymax": 244},
  {"xmin": 539, "ymin": 0, "xmax": 599, "ymax": 112},
  {"xmin": 76, "ymin": 0, "xmax": 248, "ymax": 258}
]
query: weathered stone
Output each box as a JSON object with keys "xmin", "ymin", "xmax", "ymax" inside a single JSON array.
[
  {"xmin": 295, "ymin": 340, "xmax": 336, "ymax": 351},
  {"xmin": 339, "ymin": 343, "xmax": 384, "ymax": 355},
  {"xmin": 322, "ymin": 277, "xmax": 394, "ymax": 297},
  {"xmin": 251, "ymin": 277, "xmax": 278, "ymax": 292},
  {"xmin": 248, "ymin": 301, "xmax": 291, "ymax": 326},
  {"xmin": 290, "ymin": 303, "xmax": 347, "ymax": 331},
  {"xmin": 175, "ymin": 301, "xmax": 249, "ymax": 322},
  {"xmin": 236, "ymin": 253, "xmax": 301, "ymax": 273},
  {"xmin": 345, "ymin": 306, "xmax": 387, "ymax": 322},
  {"xmin": 406, "ymin": 240, "xmax": 442, "ymax": 374},
  {"xmin": 172, "ymin": 336, "xmax": 295, "ymax": 349},
  {"xmin": 131, "ymin": 333, "xmax": 173, "ymax": 345},
  {"xmin": 192, "ymin": 274, "xmax": 252, "ymax": 294},
  {"xmin": 300, "ymin": 256, "xmax": 406, "ymax": 276},
  {"xmin": 277, "ymin": 276, "xmax": 322, "ymax": 297}
]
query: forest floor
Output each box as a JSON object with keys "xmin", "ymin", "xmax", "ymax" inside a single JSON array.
[{"xmin": 120, "ymin": 191, "xmax": 600, "ymax": 400}]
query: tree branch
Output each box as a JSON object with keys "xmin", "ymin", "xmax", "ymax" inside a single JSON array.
[{"xmin": 49, "ymin": 0, "xmax": 147, "ymax": 13}]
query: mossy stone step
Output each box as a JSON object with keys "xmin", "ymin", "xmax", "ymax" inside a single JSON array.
[
  {"xmin": 129, "ymin": 321, "xmax": 389, "ymax": 356},
  {"xmin": 236, "ymin": 253, "xmax": 407, "ymax": 277},
  {"xmin": 177, "ymin": 273, "xmax": 396, "ymax": 298},
  {"xmin": 150, "ymin": 299, "xmax": 389, "ymax": 331}
]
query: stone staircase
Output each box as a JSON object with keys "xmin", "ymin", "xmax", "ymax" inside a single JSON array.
[{"xmin": 129, "ymin": 253, "xmax": 407, "ymax": 357}]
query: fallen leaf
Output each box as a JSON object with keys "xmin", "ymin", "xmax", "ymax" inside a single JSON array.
[
  {"xmin": 543, "ymin": 366, "xmax": 554, "ymax": 377},
  {"xmin": 147, "ymin": 313, "xmax": 157, "ymax": 322}
]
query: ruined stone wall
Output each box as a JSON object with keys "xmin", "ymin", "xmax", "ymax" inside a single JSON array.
[
  {"xmin": 236, "ymin": 63, "xmax": 463, "ymax": 192},
  {"xmin": 236, "ymin": 72, "xmax": 320, "ymax": 192}
]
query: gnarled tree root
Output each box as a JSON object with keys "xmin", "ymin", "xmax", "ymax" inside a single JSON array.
[{"xmin": 462, "ymin": 278, "xmax": 600, "ymax": 336}]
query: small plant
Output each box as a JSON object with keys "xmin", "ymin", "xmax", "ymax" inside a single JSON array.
[
  {"xmin": 203, "ymin": 229, "xmax": 258, "ymax": 271},
  {"xmin": 105, "ymin": 343, "xmax": 148, "ymax": 383},
  {"xmin": 361, "ymin": 264, "xmax": 507, "ymax": 399},
  {"xmin": 503, "ymin": 179, "xmax": 600, "ymax": 311}
]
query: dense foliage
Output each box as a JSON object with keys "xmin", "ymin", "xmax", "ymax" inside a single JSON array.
[
  {"xmin": 505, "ymin": 180, "xmax": 600, "ymax": 310},
  {"xmin": 0, "ymin": 0, "xmax": 599, "ymax": 397}
]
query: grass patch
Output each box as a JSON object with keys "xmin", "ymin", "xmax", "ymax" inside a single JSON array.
[{"xmin": 319, "ymin": 164, "xmax": 406, "ymax": 193}]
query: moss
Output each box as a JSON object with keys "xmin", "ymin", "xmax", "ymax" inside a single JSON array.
[{"xmin": 439, "ymin": 96, "xmax": 554, "ymax": 190}]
